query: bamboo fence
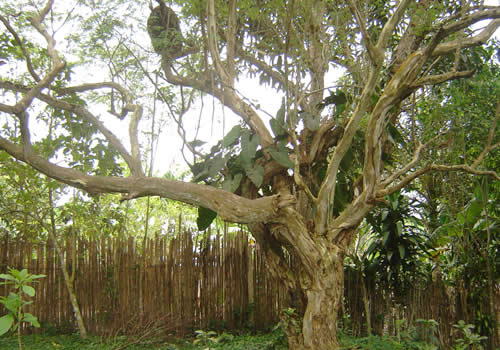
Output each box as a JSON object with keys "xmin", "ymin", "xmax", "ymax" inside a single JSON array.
[
  {"xmin": 0, "ymin": 230, "xmax": 288, "ymax": 335},
  {"xmin": 0, "ymin": 231, "xmax": 496, "ymax": 348}
]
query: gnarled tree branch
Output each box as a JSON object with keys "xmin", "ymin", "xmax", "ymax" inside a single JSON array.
[{"xmin": 0, "ymin": 136, "xmax": 296, "ymax": 224}]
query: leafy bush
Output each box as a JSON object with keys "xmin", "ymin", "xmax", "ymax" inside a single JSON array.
[
  {"xmin": 0, "ymin": 268, "xmax": 45, "ymax": 350},
  {"xmin": 453, "ymin": 320, "xmax": 488, "ymax": 350}
]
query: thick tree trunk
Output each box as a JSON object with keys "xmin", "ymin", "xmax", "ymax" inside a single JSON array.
[{"xmin": 282, "ymin": 249, "xmax": 345, "ymax": 350}]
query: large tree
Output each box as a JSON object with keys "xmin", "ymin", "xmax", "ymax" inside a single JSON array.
[{"xmin": 1, "ymin": 0, "xmax": 499, "ymax": 348}]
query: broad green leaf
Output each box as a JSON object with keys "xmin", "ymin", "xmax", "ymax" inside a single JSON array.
[
  {"xmin": 0, "ymin": 314, "xmax": 14, "ymax": 336},
  {"xmin": 222, "ymin": 173, "xmax": 243, "ymax": 193},
  {"xmin": 28, "ymin": 274, "xmax": 46, "ymax": 280},
  {"xmin": 22, "ymin": 313, "xmax": 40, "ymax": 327},
  {"xmin": 269, "ymin": 148, "xmax": 294, "ymax": 169},
  {"xmin": 222, "ymin": 125, "xmax": 243, "ymax": 147},
  {"xmin": 246, "ymin": 165, "xmax": 264, "ymax": 188},
  {"xmin": 196, "ymin": 206, "xmax": 217, "ymax": 231},
  {"xmin": 194, "ymin": 156, "xmax": 227, "ymax": 182},
  {"xmin": 269, "ymin": 118, "xmax": 287, "ymax": 137},
  {"xmin": 12, "ymin": 269, "xmax": 27, "ymax": 281},
  {"xmin": 240, "ymin": 132, "xmax": 259, "ymax": 167},
  {"xmin": 22, "ymin": 285, "xmax": 35, "ymax": 297},
  {"xmin": 208, "ymin": 156, "xmax": 227, "ymax": 178},
  {"xmin": 0, "ymin": 274, "xmax": 16, "ymax": 282},
  {"xmin": 2, "ymin": 293, "xmax": 21, "ymax": 313}
]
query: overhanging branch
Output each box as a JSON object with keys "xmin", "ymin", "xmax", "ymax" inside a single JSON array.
[{"xmin": 0, "ymin": 136, "xmax": 296, "ymax": 224}]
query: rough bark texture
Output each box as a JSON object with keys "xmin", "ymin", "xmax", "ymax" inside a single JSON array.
[{"xmin": 302, "ymin": 250, "xmax": 345, "ymax": 349}]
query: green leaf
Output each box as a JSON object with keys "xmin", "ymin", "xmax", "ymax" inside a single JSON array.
[
  {"xmin": 187, "ymin": 139, "xmax": 206, "ymax": 148},
  {"xmin": 269, "ymin": 148, "xmax": 294, "ymax": 169},
  {"xmin": 22, "ymin": 285, "xmax": 35, "ymax": 297},
  {"xmin": 222, "ymin": 125, "xmax": 243, "ymax": 147},
  {"xmin": 473, "ymin": 184, "xmax": 483, "ymax": 202},
  {"xmin": 196, "ymin": 207, "xmax": 217, "ymax": 231},
  {"xmin": 1, "ymin": 293, "xmax": 21, "ymax": 313},
  {"xmin": 208, "ymin": 156, "xmax": 227, "ymax": 178},
  {"xmin": 0, "ymin": 314, "xmax": 14, "ymax": 336},
  {"xmin": 269, "ymin": 118, "xmax": 288, "ymax": 137},
  {"xmin": 245, "ymin": 165, "xmax": 264, "ymax": 188},
  {"xmin": 387, "ymin": 123, "xmax": 406, "ymax": 148},
  {"xmin": 324, "ymin": 91, "xmax": 347, "ymax": 106},
  {"xmin": 396, "ymin": 221, "xmax": 403, "ymax": 236},
  {"xmin": 240, "ymin": 132, "xmax": 259, "ymax": 167},
  {"xmin": 381, "ymin": 210, "xmax": 389, "ymax": 221},
  {"xmin": 471, "ymin": 218, "xmax": 484, "ymax": 231},
  {"xmin": 465, "ymin": 200, "xmax": 482, "ymax": 225},
  {"xmin": 382, "ymin": 231, "xmax": 390, "ymax": 247},
  {"xmin": 12, "ymin": 269, "xmax": 26, "ymax": 281},
  {"xmin": 398, "ymin": 245, "xmax": 406, "ymax": 259},
  {"xmin": 28, "ymin": 274, "xmax": 46, "ymax": 280},
  {"xmin": 0, "ymin": 274, "xmax": 16, "ymax": 282},
  {"xmin": 222, "ymin": 173, "xmax": 243, "ymax": 193},
  {"xmin": 22, "ymin": 313, "xmax": 40, "ymax": 327},
  {"xmin": 276, "ymin": 98, "xmax": 285, "ymax": 123},
  {"xmin": 335, "ymin": 102, "xmax": 346, "ymax": 116}
]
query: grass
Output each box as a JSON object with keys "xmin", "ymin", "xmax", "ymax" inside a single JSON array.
[
  {"xmin": 0, "ymin": 330, "xmax": 438, "ymax": 350},
  {"xmin": 0, "ymin": 330, "xmax": 288, "ymax": 350}
]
